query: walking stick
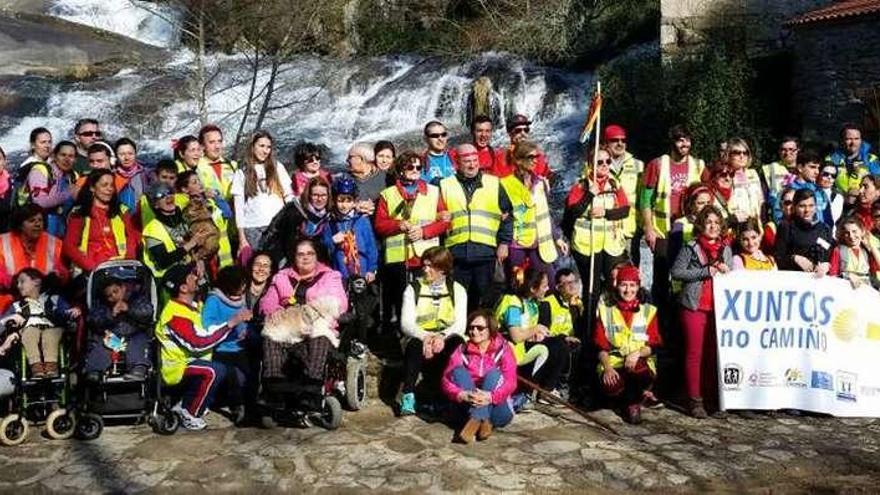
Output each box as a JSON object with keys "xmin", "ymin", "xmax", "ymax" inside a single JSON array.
[
  {"xmin": 516, "ymin": 375, "xmax": 620, "ymax": 436},
  {"xmin": 585, "ymin": 81, "xmax": 602, "ymax": 336}
]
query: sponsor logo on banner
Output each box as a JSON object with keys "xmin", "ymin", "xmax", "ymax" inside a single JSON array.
[
  {"xmin": 860, "ymin": 386, "xmax": 880, "ymax": 398},
  {"xmin": 722, "ymin": 363, "xmax": 743, "ymax": 390},
  {"xmin": 748, "ymin": 370, "xmax": 779, "ymax": 388},
  {"xmin": 836, "ymin": 371, "xmax": 858, "ymax": 402},
  {"xmin": 810, "ymin": 371, "xmax": 833, "ymax": 391},
  {"xmin": 784, "ymin": 368, "xmax": 807, "ymax": 388}
]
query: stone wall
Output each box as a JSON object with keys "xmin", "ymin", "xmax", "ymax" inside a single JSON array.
[
  {"xmin": 790, "ymin": 16, "xmax": 880, "ymax": 143},
  {"xmin": 660, "ymin": 0, "xmax": 831, "ymax": 56}
]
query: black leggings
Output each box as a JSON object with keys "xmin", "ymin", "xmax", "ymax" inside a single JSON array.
[
  {"xmin": 402, "ymin": 335, "xmax": 463, "ymax": 395},
  {"xmin": 518, "ymin": 336, "xmax": 570, "ymax": 391}
]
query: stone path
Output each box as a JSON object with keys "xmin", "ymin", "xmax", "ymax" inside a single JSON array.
[{"xmin": 2, "ymin": 396, "xmax": 880, "ymax": 493}]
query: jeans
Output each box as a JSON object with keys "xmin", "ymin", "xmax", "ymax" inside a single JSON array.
[{"xmin": 450, "ymin": 366, "xmax": 513, "ymax": 427}]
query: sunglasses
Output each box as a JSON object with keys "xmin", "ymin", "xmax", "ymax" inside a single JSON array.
[
  {"xmin": 304, "ymin": 155, "xmax": 320, "ymax": 164},
  {"xmin": 728, "ymin": 149, "xmax": 749, "ymax": 157},
  {"xmin": 820, "ymin": 171, "xmax": 837, "ymax": 178},
  {"xmin": 512, "ymin": 126, "xmax": 530, "ymax": 135},
  {"xmin": 608, "ymin": 138, "xmax": 626, "ymax": 144},
  {"xmin": 716, "ymin": 171, "xmax": 734, "ymax": 178},
  {"xmin": 782, "ymin": 200, "xmax": 794, "ymax": 206},
  {"xmin": 467, "ymin": 324, "xmax": 488, "ymax": 332},
  {"xmin": 78, "ymin": 131, "xmax": 102, "ymax": 137},
  {"xmin": 595, "ymin": 159, "xmax": 612, "ymax": 166},
  {"xmin": 426, "ymin": 132, "xmax": 448, "ymax": 139},
  {"xmin": 404, "ymin": 163, "xmax": 423, "ymax": 172}
]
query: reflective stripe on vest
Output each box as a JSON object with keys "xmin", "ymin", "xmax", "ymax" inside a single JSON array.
[
  {"xmin": 614, "ymin": 153, "xmax": 642, "ymax": 238},
  {"xmin": 413, "ymin": 278, "xmax": 456, "ymax": 332},
  {"xmin": 0, "ymin": 234, "xmax": 14, "ymax": 276},
  {"xmin": 142, "ymin": 219, "xmax": 181, "ymax": 278},
  {"xmin": 155, "ymin": 299, "xmax": 207, "ymax": 385},
  {"xmin": 440, "ymin": 175, "xmax": 502, "ymax": 248},
  {"xmin": 80, "ymin": 215, "xmax": 127, "ymax": 256},
  {"xmin": 729, "ymin": 169, "xmax": 764, "ymax": 222},
  {"xmin": 381, "ymin": 184, "xmax": 441, "ymax": 263},
  {"xmin": 653, "ymin": 154, "xmax": 704, "ymax": 236},
  {"xmin": 501, "ymin": 175, "xmax": 557, "ymax": 263},
  {"xmin": 597, "ymin": 302, "xmax": 657, "ymax": 374},
  {"xmin": 572, "ymin": 182, "xmax": 625, "ymax": 257},
  {"xmin": 542, "ymin": 294, "xmax": 573, "ymax": 337},
  {"xmin": 196, "ymin": 157, "xmax": 238, "ymax": 200}
]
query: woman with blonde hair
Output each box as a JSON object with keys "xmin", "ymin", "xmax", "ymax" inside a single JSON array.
[{"xmin": 231, "ymin": 130, "xmax": 293, "ymax": 253}]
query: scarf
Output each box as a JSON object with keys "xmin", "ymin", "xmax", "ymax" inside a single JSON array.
[
  {"xmin": 697, "ymin": 234, "xmax": 723, "ymax": 264},
  {"xmin": 303, "ymin": 204, "xmax": 328, "ymax": 236},
  {"xmin": 616, "ymin": 298, "xmax": 639, "ymax": 313},
  {"xmin": 116, "ymin": 161, "xmax": 143, "ymax": 179}
]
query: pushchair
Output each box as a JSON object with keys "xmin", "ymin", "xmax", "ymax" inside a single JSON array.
[
  {"xmin": 74, "ymin": 260, "xmax": 179, "ymax": 439},
  {"xmin": 0, "ymin": 320, "xmax": 76, "ymax": 446},
  {"xmin": 258, "ymin": 307, "xmax": 369, "ymax": 431}
]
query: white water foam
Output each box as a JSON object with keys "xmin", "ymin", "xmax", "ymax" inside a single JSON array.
[{"xmin": 48, "ymin": 0, "xmax": 181, "ymax": 48}]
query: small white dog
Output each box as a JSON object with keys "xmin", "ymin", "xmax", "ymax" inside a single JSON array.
[{"xmin": 262, "ymin": 297, "xmax": 344, "ymax": 348}]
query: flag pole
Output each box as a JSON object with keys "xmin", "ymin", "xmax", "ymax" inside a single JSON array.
[{"xmin": 587, "ymin": 81, "xmax": 602, "ymax": 314}]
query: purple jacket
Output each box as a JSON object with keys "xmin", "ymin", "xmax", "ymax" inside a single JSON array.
[
  {"xmin": 441, "ymin": 333, "xmax": 518, "ymax": 405},
  {"xmin": 259, "ymin": 263, "xmax": 348, "ymax": 319}
]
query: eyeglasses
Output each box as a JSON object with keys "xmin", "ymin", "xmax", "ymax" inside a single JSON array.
[
  {"xmin": 304, "ymin": 155, "xmax": 320, "ymax": 164},
  {"xmin": 595, "ymin": 159, "xmax": 612, "ymax": 166},
  {"xmin": 728, "ymin": 149, "xmax": 749, "ymax": 157},
  {"xmin": 78, "ymin": 131, "xmax": 102, "ymax": 137},
  {"xmin": 780, "ymin": 147, "xmax": 798, "ymax": 153},
  {"xmin": 296, "ymin": 251, "xmax": 317, "ymax": 258},
  {"xmin": 716, "ymin": 171, "xmax": 734, "ymax": 178},
  {"xmin": 311, "ymin": 192, "xmax": 328, "ymax": 198},
  {"xmin": 512, "ymin": 126, "xmax": 530, "ymax": 135},
  {"xmin": 426, "ymin": 132, "xmax": 448, "ymax": 139},
  {"xmin": 820, "ymin": 171, "xmax": 837, "ymax": 178},
  {"xmin": 782, "ymin": 200, "xmax": 794, "ymax": 206},
  {"xmin": 404, "ymin": 163, "xmax": 423, "ymax": 172},
  {"xmin": 467, "ymin": 324, "xmax": 488, "ymax": 332},
  {"xmin": 608, "ymin": 138, "xmax": 626, "ymax": 144}
]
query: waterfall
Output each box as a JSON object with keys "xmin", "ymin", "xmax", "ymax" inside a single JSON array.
[{"xmin": 48, "ymin": 0, "xmax": 182, "ymax": 48}]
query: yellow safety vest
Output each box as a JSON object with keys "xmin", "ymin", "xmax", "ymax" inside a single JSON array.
[
  {"xmin": 652, "ymin": 154, "xmax": 704, "ymax": 237},
  {"xmin": 501, "ymin": 175, "xmax": 558, "ymax": 263},
  {"xmin": 542, "ymin": 293, "xmax": 573, "ymax": 337},
  {"xmin": 829, "ymin": 152, "xmax": 879, "ymax": 194},
  {"xmin": 176, "ymin": 195, "xmax": 233, "ymax": 269},
  {"xmin": 572, "ymin": 179, "xmax": 626, "ymax": 257},
  {"xmin": 380, "ymin": 184, "xmax": 441, "ymax": 264},
  {"xmin": 196, "ymin": 156, "xmax": 238, "ymax": 201},
  {"xmin": 142, "ymin": 219, "xmax": 183, "ymax": 278},
  {"xmin": 761, "ymin": 162, "xmax": 793, "ymax": 196},
  {"xmin": 79, "ymin": 214, "xmax": 127, "ymax": 257},
  {"xmin": 440, "ymin": 174, "xmax": 502, "ymax": 248},
  {"xmin": 613, "ymin": 153, "xmax": 643, "ymax": 238},
  {"xmin": 155, "ymin": 299, "xmax": 208, "ymax": 385},
  {"xmin": 412, "ymin": 278, "xmax": 457, "ymax": 332},
  {"xmin": 495, "ymin": 294, "xmax": 538, "ymax": 363},
  {"xmin": 839, "ymin": 246, "xmax": 871, "ymax": 284},
  {"xmin": 596, "ymin": 302, "xmax": 657, "ymax": 374}
]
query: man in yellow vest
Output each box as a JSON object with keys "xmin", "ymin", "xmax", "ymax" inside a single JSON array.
[
  {"xmin": 537, "ymin": 268, "xmax": 586, "ymax": 399},
  {"xmin": 603, "ymin": 125, "xmax": 643, "ymax": 254},
  {"xmin": 156, "ymin": 263, "xmax": 252, "ymax": 430},
  {"xmin": 759, "ymin": 136, "xmax": 799, "ymax": 223},
  {"xmin": 440, "ymin": 144, "xmax": 513, "ymax": 312},
  {"xmin": 639, "ymin": 125, "xmax": 705, "ymax": 304},
  {"xmin": 197, "ymin": 124, "xmax": 237, "ymax": 202},
  {"xmin": 374, "ymin": 151, "xmax": 451, "ymax": 332}
]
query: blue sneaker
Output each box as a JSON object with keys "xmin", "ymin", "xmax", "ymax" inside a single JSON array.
[{"xmin": 399, "ymin": 392, "xmax": 416, "ymax": 416}]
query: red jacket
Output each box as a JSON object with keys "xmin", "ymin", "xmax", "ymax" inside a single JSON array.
[
  {"xmin": 490, "ymin": 146, "xmax": 551, "ymax": 179},
  {"xmin": 63, "ymin": 205, "xmax": 140, "ymax": 273}
]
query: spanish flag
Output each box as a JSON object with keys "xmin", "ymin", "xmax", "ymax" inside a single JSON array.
[{"xmin": 578, "ymin": 91, "xmax": 602, "ymax": 144}]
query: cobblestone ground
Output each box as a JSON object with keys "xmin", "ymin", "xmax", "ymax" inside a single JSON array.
[{"xmin": 3, "ymin": 391, "xmax": 880, "ymax": 494}]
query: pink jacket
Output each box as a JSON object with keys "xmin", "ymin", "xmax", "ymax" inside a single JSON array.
[
  {"xmin": 259, "ymin": 263, "xmax": 348, "ymax": 318},
  {"xmin": 441, "ymin": 333, "xmax": 518, "ymax": 405}
]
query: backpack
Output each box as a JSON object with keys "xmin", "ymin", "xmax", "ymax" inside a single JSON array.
[{"xmin": 11, "ymin": 161, "xmax": 54, "ymax": 208}]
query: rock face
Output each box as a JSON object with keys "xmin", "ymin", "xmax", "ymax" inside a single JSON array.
[{"xmin": 0, "ymin": 11, "xmax": 165, "ymax": 77}]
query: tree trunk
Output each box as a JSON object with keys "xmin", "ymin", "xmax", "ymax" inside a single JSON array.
[
  {"xmin": 196, "ymin": 0, "xmax": 208, "ymax": 126},
  {"xmin": 253, "ymin": 57, "xmax": 280, "ymax": 131},
  {"xmin": 233, "ymin": 50, "xmax": 261, "ymax": 156}
]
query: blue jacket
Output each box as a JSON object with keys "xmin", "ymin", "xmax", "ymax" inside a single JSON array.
[
  {"xmin": 422, "ymin": 151, "xmax": 456, "ymax": 186},
  {"xmin": 202, "ymin": 289, "xmax": 247, "ymax": 353},
  {"xmin": 828, "ymin": 142, "xmax": 880, "ymax": 193},
  {"xmin": 788, "ymin": 179, "xmax": 831, "ymax": 228},
  {"xmin": 322, "ymin": 211, "xmax": 378, "ymax": 281}
]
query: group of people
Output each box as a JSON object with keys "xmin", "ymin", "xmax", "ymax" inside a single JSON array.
[{"xmin": 0, "ymin": 111, "xmax": 877, "ymax": 442}]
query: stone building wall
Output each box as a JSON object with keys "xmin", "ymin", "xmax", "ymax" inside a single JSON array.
[
  {"xmin": 790, "ymin": 16, "xmax": 880, "ymax": 143},
  {"xmin": 660, "ymin": 0, "xmax": 831, "ymax": 56}
]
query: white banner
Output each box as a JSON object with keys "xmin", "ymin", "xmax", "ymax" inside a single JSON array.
[{"xmin": 713, "ymin": 270, "xmax": 880, "ymax": 417}]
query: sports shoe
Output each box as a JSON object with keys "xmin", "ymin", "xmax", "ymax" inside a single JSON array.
[
  {"xmin": 399, "ymin": 392, "xmax": 416, "ymax": 416},
  {"xmin": 511, "ymin": 392, "xmax": 534, "ymax": 413},
  {"xmin": 172, "ymin": 403, "xmax": 207, "ymax": 431}
]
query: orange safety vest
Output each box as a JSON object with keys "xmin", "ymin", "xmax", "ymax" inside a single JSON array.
[{"xmin": 0, "ymin": 232, "xmax": 62, "ymax": 277}]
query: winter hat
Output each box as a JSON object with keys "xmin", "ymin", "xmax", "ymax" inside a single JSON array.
[
  {"xmin": 617, "ymin": 265, "xmax": 640, "ymax": 285},
  {"xmin": 603, "ymin": 125, "xmax": 627, "ymax": 141},
  {"xmin": 506, "ymin": 114, "xmax": 532, "ymax": 132},
  {"xmin": 162, "ymin": 262, "xmax": 195, "ymax": 294}
]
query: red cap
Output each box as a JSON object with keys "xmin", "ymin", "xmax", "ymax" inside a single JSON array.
[
  {"xmin": 616, "ymin": 265, "xmax": 640, "ymax": 285},
  {"xmin": 604, "ymin": 124, "xmax": 627, "ymax": 141}
]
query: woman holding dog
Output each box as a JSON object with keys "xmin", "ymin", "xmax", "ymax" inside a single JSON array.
[
  {"xmin": 141, "ymin": 182, "xmax": 210, "ymax": 279},
  {"xmin": 63, "ymin": 169, "xmax": 139, "ymax": 276},
  {"xmin": 259, "ymin": 238, "xmax": 347, "ymax": 410}
]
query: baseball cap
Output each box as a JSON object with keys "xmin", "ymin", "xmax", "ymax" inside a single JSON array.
[
  {"xmin": 604, "ymin": 125, "xmax": 627, "ymax": 141},
  {"xmin": 506, "ymin": 114, "xmax": 532, "ymax": 132}
]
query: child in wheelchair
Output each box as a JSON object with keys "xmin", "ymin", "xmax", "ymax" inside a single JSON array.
[{"xmin": 83, "ymin": 276, "xmax": 154, "ymax": 382}]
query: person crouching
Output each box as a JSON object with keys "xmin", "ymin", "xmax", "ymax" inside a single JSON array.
[{"xmin": 593, "ymin": 265, "xmax": 661, "ymax": 424}]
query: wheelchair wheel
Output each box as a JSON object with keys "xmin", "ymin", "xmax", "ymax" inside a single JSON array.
[
  {"xmin": 0, "ymin": 415, "xmax": 29, "ymax": 446},
  {"xmin": 150, "ymin": 410, "xmax": 179, "ymax": 435},
  {"xmin": 314, "ymin": 396, "xmax": 342, "ymax": 430},
  {"xmin": 46, "ymin": 409, "xmax": 76, "ymax": 440},
  {"xmin": 75, "ymin": 413, "xmax": 104, "ymax": 441},
  {"xmin": 345, "ymin": 357, "xmax": 368, "ymax": 411}
]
